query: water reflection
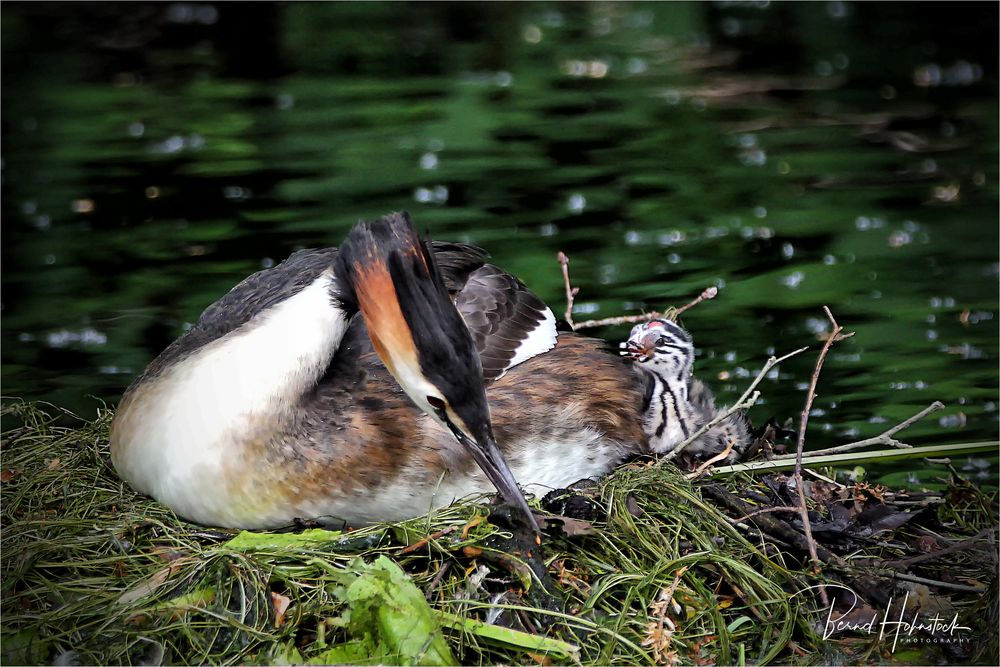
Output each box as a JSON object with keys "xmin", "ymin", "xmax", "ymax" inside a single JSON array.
[{"xmin": 1, "ymin": 3, "xmax": 997, "ymax": 477}]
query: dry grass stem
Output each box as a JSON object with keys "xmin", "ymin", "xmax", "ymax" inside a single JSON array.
[{"xmin": 659, "ymin": 346, "xmax": 809, "ymax": 464}]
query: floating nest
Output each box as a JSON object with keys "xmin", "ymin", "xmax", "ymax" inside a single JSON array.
[{"xmin": 2, "ymin": 401, "xmax": 996, "ymax": 665}]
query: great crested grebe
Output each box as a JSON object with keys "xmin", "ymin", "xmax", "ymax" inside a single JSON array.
[
  {"xmin": 622, "ymin": 319, "xmax": 751, "ymax": 460},
  {"xmin": 111, "ymin": 212, "xmax": 650, "ymax": 530}
]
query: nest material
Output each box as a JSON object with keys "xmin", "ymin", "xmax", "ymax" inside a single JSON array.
[{"xmin": 2, "ymin": 401, "xmax": 996, "ymax": 666}]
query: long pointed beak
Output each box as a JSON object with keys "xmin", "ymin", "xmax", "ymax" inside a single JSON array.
[{"xmin": 451, "ymin": 427, "xmax": 540, "ymax": 534}]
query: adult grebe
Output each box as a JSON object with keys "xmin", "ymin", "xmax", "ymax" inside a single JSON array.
[{"xmin": 111, "ymin": 212, "xmax": 651, "ymax": 529}]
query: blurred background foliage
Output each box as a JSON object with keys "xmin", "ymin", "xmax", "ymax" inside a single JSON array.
[{"xmin": 1, "ymin": 2, "xmax": 997, "ymax": 478}]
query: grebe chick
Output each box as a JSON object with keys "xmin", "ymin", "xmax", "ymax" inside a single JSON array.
[{"xmin": 621, "ymin": 319, "xmax": 751, "ymax": 461}]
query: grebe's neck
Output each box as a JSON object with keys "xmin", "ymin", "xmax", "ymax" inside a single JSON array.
[{"xmin": 642, "ymin": 370, "xmax": 701, "ymax": 454}]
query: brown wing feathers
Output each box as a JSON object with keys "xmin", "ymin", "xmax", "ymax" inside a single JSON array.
[{"xmin": 456, "ymin": 266, "xmax": 552, "ymax": 383}]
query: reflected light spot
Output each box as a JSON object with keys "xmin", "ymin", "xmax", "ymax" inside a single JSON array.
[
  {"xmin": 72, "ymin": 199, "xmax": 95, "ymax": 213},
  {"xmin": 626, "ymin": 58, "xmax": 648, "ymax": 75},
  {"xmin": 781, "ymin": 271, "xmax": 804, "ymax": 289},
  {"xmin": 588, "ymin": 61, "xmax": 609, "ymax": 78},
  {"xmin": 47, "ymin": 328, "xmax": 107, "ymax": 347},
  {"xmin": 523, "ymin": 24, "xmax": 542, "ymax": 43},
  {"xmin": 144, "ymin": 186, "xmax": 160, "ymax": 199},
  {"xmin": 888, "ymin": 230, "xmax": 911, "ymax": 248},
  {"xmin": 223, "ymin": 186, "xmax": 251, "ymax": 200},
  {"xmin": 933, "ymin": 183, "xmax": 960, "ymax": 202},
  {"xmin": 419, "ymin": 153, "xmax": 438, "ymax": 170}
]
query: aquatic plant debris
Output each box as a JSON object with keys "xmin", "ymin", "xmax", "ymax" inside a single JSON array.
[
  {"xmin": 329, "ymin": 556, "xmax": 457, "ymax": 666},
  {"xmin": 1, "ymin": 400, "xmax": 997, "ymax": 665}
]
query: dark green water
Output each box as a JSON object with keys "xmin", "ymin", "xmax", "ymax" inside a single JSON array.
[{"xmin": 2, "ymin": 3, "xmax": 997, "ymax": 484}]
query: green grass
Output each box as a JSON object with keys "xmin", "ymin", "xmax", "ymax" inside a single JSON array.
[{"xmin": 2, "ymin": 401, "xmax": 995, "ymax": 665}]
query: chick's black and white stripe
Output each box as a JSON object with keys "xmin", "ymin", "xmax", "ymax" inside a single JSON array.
[{"xmin": 626, "ymin": 319, "xmax": 751, "ymax": 460}]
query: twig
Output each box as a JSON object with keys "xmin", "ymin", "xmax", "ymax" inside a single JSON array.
[
  {"xmin": 700, "ymin": 484, "xmax": 840, "ymax": 564},
  {"xmin": 571, "ymin": 286, "xmax": 719, "ymax": 330},
  {"xmin": 572, "ymin": 311, "xmax": 667, "ymax": 330},
  {"xmin": 674, "ymin": 286, "xmax": 720, "ymax": 317},
  {"xmin": 397, "ymin": 525, "xmax": 459, "ymax": 555},
  {"xmin": 731, "ymin": 505, "xmax": 801, "ymax": 524},
  {"xmin": 803, "ymin": 468, "xmax": 845, "ymax": 488},
  {"xmin": 684, "ymin": 437, "xmax": 735, "ymax": 480},
  {"xmin": 771, "ymin": 401, "xmax": 945, "ymax": 460},
  {"xmin": 555, "ymin": 251, "xmax": 720, "ymax": 330},
  {"xmin": 889, "ymin": 571, "xmax": 987, "ymax": 593},
  {"xmin": 879, "ymin": 526, "xmax": 997, "ymax": 568},
  {"xmin": 556, "ymin": 252, "xmax": 578, "ymax": 329},
  {"xmin": 424, "ymin": 561, "xmax": 452, "ymax": 600},
  {"xmin": 658, "ymin": 346, "xmax": 809, "ymax": 464},
  {"xmin": 792, "ymin": 307, "xmax": 853, "ymax": 604}
]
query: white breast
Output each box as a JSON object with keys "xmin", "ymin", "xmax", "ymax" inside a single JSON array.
[{"xmin": 112, "ymin": 270, "xmax": 350, "ymax": 525}]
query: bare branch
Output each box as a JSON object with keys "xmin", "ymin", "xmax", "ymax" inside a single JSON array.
[
  {"xmin": 792, "ymin": 306, "xmax": 852, "ymax": 605},
  {"xmin": 772, "ymin": 401, "xmax": 945, "ymax": 460},
  {"xmin": 684, "ymin": 437, "xmax": 736, "ymax": 480},
  {"xmin": 889, "ymin": 571, "xmax": 987, "ymax": 593},
  {"xmin": 873, "ymin": 526, "xmax": 997, "ymax": 569},
  {"xmin": 674, "ymin": 286, "xmax": 719, "ymax": 317},
  {"xmin": 573, "ymin": 310, "xmax": 673, "ymax": 331},
  {"xmin": 573, "ymin": 285, "xmax": 719, "ymax": 331},
  {"xmin": 731, "ymin": 505, "xmax": 801, "ymax": 524},
  {"xmin": 555, "ymin": 272, "xmax": 719, "ymax": 331},
  {"xmin": 556, "ymin": 251, "xmax": 577, "ymax": 329},
  {"xmin": 657, "ymin": 346, "xmax": 809, "ymax": 465}
]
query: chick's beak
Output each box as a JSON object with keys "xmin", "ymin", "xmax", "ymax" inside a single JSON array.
[
  {"xmin": 638, "ymin": 331, "xmax": 660, "ymax": 355},
  {"xmin": 448, "ymin": 423, "xmax": 540, "ymax": 534}
]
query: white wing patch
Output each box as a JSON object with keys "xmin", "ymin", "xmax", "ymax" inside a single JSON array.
[{"xmin": 500, "ymin": 306, "xmax": 557, "ymax": 375}]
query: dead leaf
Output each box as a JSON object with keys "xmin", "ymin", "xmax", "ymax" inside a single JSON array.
[
  {"xmin": 915, "ymin": 535, "xmax": 940, "ymax": 553},
  {"xmin": 1, "ymin": 469, "xmax": 19, "ymax": 482},
  {"xmin": 117, "ymin": 558, "xmax": 190, "ymax": 605},
  {"xmin": 118, "ymin": 567, "xmax": 171, "ymax": 605},
  {"xmin": 46, "ymin": 458, "xmax": 62, "ymax": 471},
  {"xmin": 535, "ymin": 514, "xmax": 595, "ymax": 537},
  {"xmin": 271, "ymin": 591, "xmax": 291, "ymax": 628},
  {"xmin": 626, "ymin": 494, "xmax": 645, "ymax": 518}
]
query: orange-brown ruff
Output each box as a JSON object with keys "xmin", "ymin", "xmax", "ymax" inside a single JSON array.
[{"xmin": 111, "ymin": 213, "xmax": 649, "ymax": 529}]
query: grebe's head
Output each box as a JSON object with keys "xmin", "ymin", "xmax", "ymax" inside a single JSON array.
[
  {"xmin": 335, "ymin": 212, "xmax": 538, "ymax": 533},
  {"xmin": 620, "ymin": 318, "xmax": 695, "ymax": 379}
]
